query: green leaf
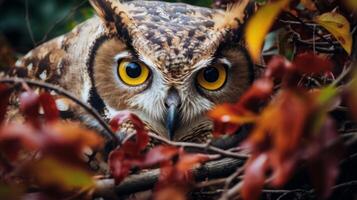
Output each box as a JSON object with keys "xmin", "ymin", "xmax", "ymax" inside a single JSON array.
[{"xmin": 317, "ymin": 86, "xmax": 338, "ymax": 106}]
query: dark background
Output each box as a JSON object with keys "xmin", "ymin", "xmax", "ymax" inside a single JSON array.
[{"xmin": 0, "ymin": 0, "xmax": 212, "ymax": 54}]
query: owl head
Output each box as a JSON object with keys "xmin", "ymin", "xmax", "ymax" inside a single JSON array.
[{"xmin": 89, "ymin": 0, "xmax": 254, "ymax": 142}]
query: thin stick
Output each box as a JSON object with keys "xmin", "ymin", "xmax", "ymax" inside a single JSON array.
[
  {"xmin": 148, "ymin": 132, "xmax": 249, "ymax": 159},
  {"xmin": 25, "ymin": 0, "xmax": 36, "ymax": 46},
  {"xmin": 284, "ymin": 12, "xmax": 337, "ymax": 48},
  {"xmin": 331, "ymin": 66, "xmax": 352, "ymax": 87}
]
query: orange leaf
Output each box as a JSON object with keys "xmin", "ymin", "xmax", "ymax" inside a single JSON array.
[
  {"xmin": 245, "ymin": 0, "xmax": 291, "ymax": 61},
  {"xmin": 264, "ymin": 56, "xmax": 293, "ymax": 79},
  {"xmin": 154, "ymin": 186, "xmax": 187, "ymax": 200},
  {"xmin": 176, "ymin": 153, "xmax": 209, "ymax": 172},
  {"xmin": 44, "ymin": 122, "xmax": 103, "ymax": 149},
  {"xmin": 239, "ymin": 78, "xmax": 274, "ymax": 111},
  {"xmin": 39, "ymin": 122, "xmax": 103, "ymax": 167},
  {"xmin": 144, "ymin": 146, "xmax": 179, "ymax": 166},
  {"xmin": 208, "ymin": 104, "xmax": 257, "ymax": 125},
  {"xmin": 315, "ymin": 12, "xmax": 353, "ymax": 55}
]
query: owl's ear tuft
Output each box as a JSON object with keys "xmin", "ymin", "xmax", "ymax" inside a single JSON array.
[
  {"xmin": 89, "ymin": 0, "xmax": 134, "ymax": 30},
  {"xmin": 213, "ymin": 0, "xmax": 253, "ymax": 31}
]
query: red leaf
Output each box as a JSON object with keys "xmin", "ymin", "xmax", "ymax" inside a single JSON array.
[
  {"xmin": 108, "ymin": 149, "xmax": 132, "ymax": 183},
  {"xmin": 143, "ymin": 146, "xmax": 179, "ymax": 166},
  {"xmin": 156, "ymin": 160, "xmax": 191, "ymax": 189},
  {"xmin": 306, "ymin": 118, "xmax": 342, "ymax": 198},
  {"xmin": 269, "ymin": 151, "xmax": 298, "ymax": 187},
  {"xmin": 264, "ymin": 56, "xmax": 294, "ymax": 79},
  {"xmin": 109, "ymin": 112, "xmax": 151, "ymax": 183},
  {"xmin": 238, "ymin": 78, "xmax": 274, "ymax": 112},
  {"xmin": 0, "ymin": 84, "xmax": 12, "ymax": 124},
  {"xmin": 39, "ymin": 92, "xmax": 59, "ymax": 122},
  {"xmin": 110, "ymin": 111, "xmax": 149, "ymax": 151},
  {"xmin": 110, "ymin": 111, "xmax": 144, "ymax": 131},
  {"xmin": 211, "ymin": 120, "xmax": 240, "ymax": 137},
  {"xmin": 0, "ymin": 124, "xmax": 42, "ymax": 161},
  {"xmin": 242, "ymin": 154, "xmax": 269, "ymax": 200},
  {"xmin": 155, "ymin": 161, "xmax": 190, "ymax": 200},
  {"xmin": 273, "ymin": 91, "xmax": 310, "ymax": 154},
  {"xmin": 109, "ymin": 142, "xmax": 146, "ymax": 183},
  {"xmin": 19, "ymin": 91, "xmax": 40, "ymax": 128},
  {"xmin": 293, "ymin": 53, "xmax": 333, "ymax": 74}
]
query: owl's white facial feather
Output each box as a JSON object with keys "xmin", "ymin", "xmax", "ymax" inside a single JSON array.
[
  {"xmin": 131, "ymin": 55, "xmax": 216, "ymax": 139},
  {"xmin": 108, "ymin": 51, "xmax": 218, "ymax": 138},
  {"xmin": 114, "ymin": 51, "xmax": 132, "ymax": 61}
]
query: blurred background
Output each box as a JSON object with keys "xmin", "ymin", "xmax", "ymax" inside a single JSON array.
[{"xmin": 0, "ymin": 0, "xmax": 212, "ymax": 55}]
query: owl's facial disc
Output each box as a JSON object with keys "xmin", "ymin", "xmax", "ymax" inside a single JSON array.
[{"xmin": 93, "ymin": 38, "xmax": 253, "ymax": 142}]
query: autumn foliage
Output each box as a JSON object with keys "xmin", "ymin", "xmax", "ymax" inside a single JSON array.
[
  {"xmin": 209, "ymin": 54, "xmax": 344, "ymax": 200},
  {"xmin": 0, "ymin": 0, "xmax": 357, "ymax": 200}
]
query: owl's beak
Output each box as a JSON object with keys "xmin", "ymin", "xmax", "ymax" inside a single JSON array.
[{"xmin": 165, "ymin": 88, "xmax": 181, "ymax": 140}]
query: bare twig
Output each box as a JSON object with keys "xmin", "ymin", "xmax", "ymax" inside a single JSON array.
[
  {"xmin": 148, "ymin": 133, "xmax": 249, "ymax": 159},
  {"xmin": 25, "ymin": 0, "xmax": 36, "ymax": 46},
  {"xmin": 195, "ymin": 178, "xmax": 227, "ymax": 188},
  {"xmin": 283, "ymin": 12, "xmax": 338, "ymax": 48},
  {"xmin": 331, "ymin": 65, "xmax": 352, "ymax": 87},
  {"xmin": 279, "ymin": 19, "xmax": 318, "ymax": 27},
  {"xmin": 224, "ymin": 167, "xmax": 244, "ymax": 190},
  {"xmin": 221, "ymin": 181, "xmax": 243, "ymax": 200}
]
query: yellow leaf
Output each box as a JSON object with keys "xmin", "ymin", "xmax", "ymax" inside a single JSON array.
[
  {"xmin": 315, "ymin": 12, "xmax": 353, "ymax": 55},
  {"xmin": 30, "ymin": 158, "xmax": 94, "ymax": 191},
  {"xmin": 245, "ymin": 0, "xmax": 291, "ymax": 62}
]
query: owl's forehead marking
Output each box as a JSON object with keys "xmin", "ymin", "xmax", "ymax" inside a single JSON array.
[{"xmin": 123, "ymin": 1, "xmax": 223, "ymax": 79}]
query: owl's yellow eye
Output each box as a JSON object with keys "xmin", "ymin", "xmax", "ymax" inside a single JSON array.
[
  {"xmin": 118, "ymin": 59, "xmax": 150, "ymax": 86},
  {"xmin": 197, "ymin": 65, "xmax": 227, "ymax": 91}
]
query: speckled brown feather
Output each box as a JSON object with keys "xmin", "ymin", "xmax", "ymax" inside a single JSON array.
[{"xmin": 3, "ymin": 0, "xmax": 253, "ymax": 143}]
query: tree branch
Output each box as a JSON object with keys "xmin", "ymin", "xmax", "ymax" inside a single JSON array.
[{"xmin": 94, "ymin": 158, "xmax": 245, "ymax": 197}]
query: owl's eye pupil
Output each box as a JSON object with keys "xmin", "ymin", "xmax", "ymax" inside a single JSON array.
[
  {"xmin": 125, "ymin": 62, "xmax": 142, "ymax": 78},
  {"xmin": 203, "ymin": 67, "xmax": 219, "ymax": 83}
]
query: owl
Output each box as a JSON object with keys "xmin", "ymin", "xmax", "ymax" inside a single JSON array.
[{"xmin": 7, "ymin": 0, "xmax": 254, "ymax": 143}]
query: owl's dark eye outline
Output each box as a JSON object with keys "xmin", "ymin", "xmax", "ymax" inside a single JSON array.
[
  {"xmin": 196, "ymin": 64, "xmax": 228, "ymax": 91},
  {"xmin": 117, "ymin": 59, "xmax": 151, "ymax": 86}
]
